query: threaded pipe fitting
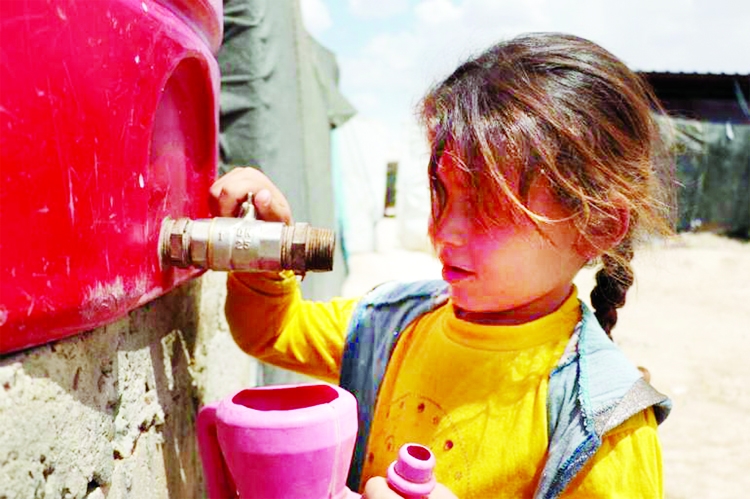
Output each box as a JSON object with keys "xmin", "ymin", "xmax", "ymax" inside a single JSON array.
[{"xmin": 159, "ymin": 216, "xmax": 335, "ymax": 275}]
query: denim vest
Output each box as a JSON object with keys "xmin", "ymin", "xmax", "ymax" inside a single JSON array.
[{"xmin": 339, "ymin": 280, "xmax": 671, "ymax": 498}]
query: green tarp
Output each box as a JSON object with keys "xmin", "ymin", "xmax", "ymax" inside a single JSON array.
[
  {"xmin": 671, "ymin": 119, "xmax": 750, "ymax": 239},
  {"xmin": 217, "ymin": 0, "xmax": 356, "ymax": 385},
  {"xmin": 218, "ymin": 0, "xmax": 355, "ymax": 301}
]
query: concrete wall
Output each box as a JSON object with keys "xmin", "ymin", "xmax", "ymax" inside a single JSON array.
[{"xmin": 0, "ymin": 272, "xmax": 257, "ymax": 499}]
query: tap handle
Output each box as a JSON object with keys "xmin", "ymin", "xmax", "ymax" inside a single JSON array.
[{"xmin": 238, "ymin": 192, "xmax": 256, "ymax": 220}]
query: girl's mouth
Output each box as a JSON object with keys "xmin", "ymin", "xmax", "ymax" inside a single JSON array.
[{"xmin": 442, "ymin": 265, "xmax": 474, "ymax": 283}]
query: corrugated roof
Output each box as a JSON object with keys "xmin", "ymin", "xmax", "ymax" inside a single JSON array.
[
  {"xmin": 640, "ymin": 72, "xmax": 748, "ymax": 101},
  {"xmin": 640, "ymin": 72, "xmax": 749, "ymax": 123},
  {"xmin": 639, "ymin": 71, "xmax": 749, "ymax": 77}
]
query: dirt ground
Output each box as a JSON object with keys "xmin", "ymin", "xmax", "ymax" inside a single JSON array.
[{"xmin": 342, "ymin": 224, "xmax": 750, "ymax": 499}]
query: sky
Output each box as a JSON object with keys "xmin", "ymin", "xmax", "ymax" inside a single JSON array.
[{"xmin": 300, "ymin": 0, "xmax": 750, "ymax": 154}]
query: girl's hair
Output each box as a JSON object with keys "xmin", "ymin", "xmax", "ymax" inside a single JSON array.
[{"xmin": 419, "ymin": 32, "xmax": 675, "ymax": 337}]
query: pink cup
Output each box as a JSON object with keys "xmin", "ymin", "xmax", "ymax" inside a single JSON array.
[{"xmin": 197, "ymin": 383, "xmax": 360, "ymax": 499}]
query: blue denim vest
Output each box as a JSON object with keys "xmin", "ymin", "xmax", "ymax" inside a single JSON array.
[{"xmin": 339, "ymin": 280, "xmax": 671, "ymax": 498}]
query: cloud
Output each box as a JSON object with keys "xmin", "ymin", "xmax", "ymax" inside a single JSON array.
[
  {"xmin": 347, "ymin": 0, "xmax": 410, "ymax": 19},
  {"xmin": 300, "ymin": 0, "xmax": 333, "ymax": 37},
  {"xmin": 333, "ymin": 0, "xmax": 750, "ymax": 146},
  {"xmin": 414, "ymin": 0, "xmax": 461, "ymax": 25}
]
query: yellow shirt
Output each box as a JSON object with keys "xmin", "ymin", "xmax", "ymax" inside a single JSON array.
[{"xmin": 225, "ymin": 272, "xmax": 663, "ymax": 498}]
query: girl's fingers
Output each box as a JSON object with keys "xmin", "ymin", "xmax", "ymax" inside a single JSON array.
[
  {"xmin": 211, "ymin": 182, "xmax": 246, "ymax": 217},
  {"xmin": 362, "ymin": 477, "xmax": 403, "ymax": 498},
  {"xmin": 252, "ymin": 189, "xmax": 275, "ymax": 221},
  {"xmin": 363, "ymin": 477, "xmax": 458, "ymax": 499},
  {"xmin": 208, "ymin": 167, "xmax": 292, "ymax": 223},
  {"xmin": 253, "ymin": 188, "xmax": 292, "ymax": 224},
  {"xmin": 209, "ymin": 169, "xmax": 249, "ymax": 217}
]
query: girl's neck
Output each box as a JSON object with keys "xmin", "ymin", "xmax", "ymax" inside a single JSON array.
[{"xmin": 454, "ymin": 284, "xmax": 576, "ymax": 325}]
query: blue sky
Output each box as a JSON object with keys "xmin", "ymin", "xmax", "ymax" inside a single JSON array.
[{"xmin": 301, "ymin": 0, "xmax": 750, "ymax": 153}]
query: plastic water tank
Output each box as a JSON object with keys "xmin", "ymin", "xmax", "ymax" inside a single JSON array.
[{"xmin": 0, "ymin": 0, "xmax": 222, "ymax": 353}]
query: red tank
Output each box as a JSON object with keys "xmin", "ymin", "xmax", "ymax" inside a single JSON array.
[{"xmin": 0, "ymin": 0, "xmax": 222, "ymax": 353}]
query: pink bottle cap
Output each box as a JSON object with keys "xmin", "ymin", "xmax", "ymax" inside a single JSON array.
[{"xmin": 387, "ymin": 443, "xmax": 436, "ymax": 497}]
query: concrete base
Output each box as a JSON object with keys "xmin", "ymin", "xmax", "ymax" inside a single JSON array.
[{"xmin": 0, "ymin": 271, "xmax": 257, "ymax": 499}]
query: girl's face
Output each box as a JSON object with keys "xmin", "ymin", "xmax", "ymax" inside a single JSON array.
[{"xmin": 430, "ymin": 153, "xmax": 588, "ymax": 322}]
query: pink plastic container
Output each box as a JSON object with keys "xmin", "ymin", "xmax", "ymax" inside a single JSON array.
[
  {"xmin": 197, "ymin": 383, "xmax": 360, "ymax": 499},
  {"xmin": 0, "ymin": 0, "xmax": 222, "ymax": 353}
]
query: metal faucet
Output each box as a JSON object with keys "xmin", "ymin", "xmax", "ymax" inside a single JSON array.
[{"xmin": 159, "ymin": 194, "xmax": 335, "ymax": 275}]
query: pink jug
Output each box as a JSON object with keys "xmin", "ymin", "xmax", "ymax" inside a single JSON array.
[
  {"xmin": 197, "ymin": 383, "xmax": 360, "ymax": 499},
  {"xmin": 197, "ymin": 382, "xmax": 437, "ymax": 498}
]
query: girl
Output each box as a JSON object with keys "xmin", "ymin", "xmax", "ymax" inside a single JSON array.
[{"xmin": 210, "ymin": 32, "xmax": 674, "ymax": 498}]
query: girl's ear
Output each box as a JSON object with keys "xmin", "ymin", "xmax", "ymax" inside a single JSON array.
[{"xmin": 574, "ymin": 204, "xmax": 630, "ymax": 259}]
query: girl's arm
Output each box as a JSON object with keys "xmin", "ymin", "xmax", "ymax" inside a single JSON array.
[
  {"xmin": 225, "ymin": 270, "xmax": 357, "ymax": 382},
  {"xmin": 211, "ymin": 167, "xmax": 358, "ymax": 382},
  {"xmin": 561, "ymin": 407, "xmax": 663, "ymax": 498}
]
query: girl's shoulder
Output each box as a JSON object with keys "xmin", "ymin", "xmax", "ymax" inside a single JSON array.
[{"xmin": 552, "ymin": 302, "xmax": 671, "ymax": 428}]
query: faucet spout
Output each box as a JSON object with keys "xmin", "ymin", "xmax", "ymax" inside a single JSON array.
[{"xmin": 159, "ymin": 215, "xmax": 335, "ymax": 275}]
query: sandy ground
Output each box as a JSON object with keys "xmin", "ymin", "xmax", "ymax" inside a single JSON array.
[{"xmin": 342, "ymin": 221, "xmax": 750, "ymax": 499}]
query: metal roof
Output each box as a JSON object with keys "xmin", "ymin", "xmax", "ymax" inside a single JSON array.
[
  {"xmin": 639, "ymin": 72, "xmax": 748, "ymax": 101},
  {"xmin": 639, "ymin": 72, "xmax": 749, "ymax": 123}
]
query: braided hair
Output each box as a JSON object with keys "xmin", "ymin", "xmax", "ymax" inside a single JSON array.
[{"xmin": 590, "ymin": 242, "xmax": 635, "ymax": 337}]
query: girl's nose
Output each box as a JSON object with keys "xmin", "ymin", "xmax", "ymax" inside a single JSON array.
[{"xmin": 432, "ymin": 210, "xmax": 469, "ymax": 247}]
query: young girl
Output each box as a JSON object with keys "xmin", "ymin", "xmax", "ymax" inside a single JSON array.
[{"xmin": 210, "ymin": 33, "xmax": 674, "ymax": 499}]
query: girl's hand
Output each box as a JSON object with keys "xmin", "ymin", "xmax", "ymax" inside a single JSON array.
[
  {"xmin": 209, "ymin": 166, "xmax": 293, "ymax": 224},
  {"xmin": 362, "ymin": 477, "xmax": 459, "ymax": 499}
]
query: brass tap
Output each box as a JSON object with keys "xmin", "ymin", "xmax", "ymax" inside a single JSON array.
[{"xmin": 159, "ymin": 195, "xmax": 335, "ymax": 274}]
